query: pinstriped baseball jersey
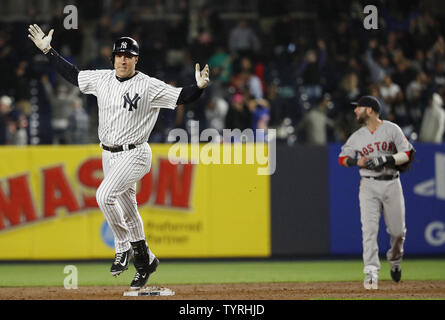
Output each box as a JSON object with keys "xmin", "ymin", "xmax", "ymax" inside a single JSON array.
[
  {"xmin": 339, "ymin": 120, "xmax": 413, "ymax": 177},
  {"xmin": 78, "ymin": 69, "xmax": 181, "ymax": 146}
]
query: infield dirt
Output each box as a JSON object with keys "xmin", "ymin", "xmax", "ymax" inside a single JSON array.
[{"xmin": 1, "ymin": 281, "xmax": 445, "ymax": 300}]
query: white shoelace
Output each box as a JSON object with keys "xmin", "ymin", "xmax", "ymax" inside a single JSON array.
[{"xmin": 114, "ymin": 252, "xmax": 124, "ymax": 265}]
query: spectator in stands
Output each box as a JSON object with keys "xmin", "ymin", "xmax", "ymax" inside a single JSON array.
[
  {"xmin": 11, "ymin": 60, "xmax": 31, "ymax": 117},
  {"xmin": 225, "ymin": 93, "xmax": 251, "ymax": 133},
  {"xmin": 340, "ymin": 72, "xmax": 360, "ymax": 101},
  {"xmin": 329, "ymin": 18, "xmax": 352, "ymax": 65},
  {"xmin": 95, "ymin": 0, "xmax": 129, "ymax": 44},
  {"xmin": 108, "ymin": 0, "xmax": 129, "ymax": 39},
  {"xmin": 411, "ymin": 11, "xmax": 440, "ymax": 52},
  {"xmin": 406, "ymin": 72, "xmax": 429, "ymax": 103},
  {"xmin": 411, "ymin": 49, "xmax": 426, "ymax": 73},
  {"xmin": 295, "ymin": 94, "xmax": 335, "ymax": 146},
  {"xmin": 0, "ymin": 95, "xmax": 27, "ymax": 145},
  {"xmin": 41, "ymin": 75, "xmax": 80, "ymax": 145},
  {"xmin": 392, "ymin": 58, "xmax": 416, "ymax": 93},
  {"xmin": 266, "ymin": 81, "xmax": 291, "ymax": 127},
  {"xmin": 204, "ymin": 97, "xmax": 229, "ymax": 136},
  {"xmin": 300, "ymin": 50, "xmax": 322, "ymax": 101},
  {"xmin": 9, "ymin": 113, "xmax": 28, "ymax": 145},
  {"xmin": 406, "ymin": 71, "xmax": 429, "ymax": 129},
  {"xmin": 0, "ymin": 96, "xmax": 13, "ymax": 144},
  {"xmin": 88, "ymin": 44, "xmax": 113, "ymax": 69},
  {"xmin": 333, "ymin": 71, "xmax": 361, "ymax": 136},
  {"xmin": 228, "ymin": 19, "xmax": 261, "ymax": 57},
  {"xmin": 380, "ymin": 75, "xmax": 402, "ymax": 103},
  {"xmin": 379, "ymin": 75, "xmax": 403, "ymax": 119},
  {"xmin": 365, "ymin": 39, "xmax": 392, "ymax": 84},
  {"xmin": 67, "ymin": 97, "xmax": 90, "ymax": 144},
  {"xmin": 426, "ymin": 36, "xmax": 445, "ymax": 72},
  {"xmin": 190, "ymin": 27, "xmax": 214, "ymax": 64},
  {"xmin": 230, "ymin": 58, "xmax": 263, "ymax": 100},
  {"xmin": 419, "ymin": 92, "xmax": 445, "ymax": 143},
  {"xmin": 431, "ymin": 60, "xmax": 445, "ymax": 88},
  {"xmin": 249, "ymin": 98, "xmax": 270, "ymax": 142},
  {"xmin": 298, "ymin": 40, "xmax": 327, "ymax": 102},
  {"xmin": 189, "ymin": 4, "xmax": 222, "ymax": 46},
  {"xmin": 380, "ymin": 75, "xmax": 412, "ymax": 129},
  {"xmin": 208, "ymin": 45, "xmax": 232, "ymax": 84},
  {"xmin": 240, "ymin": 57, "xmax": 263, "ymax": 99}
]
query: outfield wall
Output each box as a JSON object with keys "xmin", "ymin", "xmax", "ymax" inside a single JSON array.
[
  {"xmin": 272, "ymin": 142, "xmax": 445, "ymax": 257},
  {"xmin": 0, "ymin": 144, "xmax": 270, "ymax": 260},
  {"xmin": 0, "ymin": 143, "xmax": 443, "ymax": 260}
]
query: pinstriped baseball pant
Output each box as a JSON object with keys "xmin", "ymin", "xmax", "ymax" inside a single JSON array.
[
  {"xmin": 96, "ymin": 143, "xmax": 152, "ymax": 254},
  {"xmin": 359, "ymin": 177, "xmax": 406, "ymax": 275}
]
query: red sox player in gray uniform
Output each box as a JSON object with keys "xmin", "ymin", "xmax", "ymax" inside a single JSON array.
[
  {"xmin": 338, "ymin": 96, "xmax": 414, "ymax": 290},
  {"xmin": 28, "ymin": 24, "xmax": 210, "ymax": 291}
]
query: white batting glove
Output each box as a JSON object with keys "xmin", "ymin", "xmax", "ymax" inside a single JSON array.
[
  {"xmin": 28, "ymin": 24, "xmax": 53, "ymax": 54},
  {"xmin": 195, "ymin": 63, "xmax": 210, "ymax": 89}
]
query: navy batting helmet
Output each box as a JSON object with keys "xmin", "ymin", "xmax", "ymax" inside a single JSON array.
[{"xmin": 111, "ymin": 37, "xmax": 139, "ymax": 64}]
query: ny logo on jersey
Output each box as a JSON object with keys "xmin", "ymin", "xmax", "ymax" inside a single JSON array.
[
  {"xmin": 121, "ymin": 42, "xmax": 127, "ymax": 49},
  {"xmin": 123, "ymin": 93, "xmax": 141, "ymax": 111}
]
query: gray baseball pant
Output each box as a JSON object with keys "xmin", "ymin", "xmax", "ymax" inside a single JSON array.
[{"xmin": 359, "ymin": 177, "xmax": 407, "ymax": 274}]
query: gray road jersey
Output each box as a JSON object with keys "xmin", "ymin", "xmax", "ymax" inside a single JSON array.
[{"xmin": 339, "ymin": 120, "xmax": 413, "ymax": 176}]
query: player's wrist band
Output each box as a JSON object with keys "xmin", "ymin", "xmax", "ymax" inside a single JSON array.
[
  {"xmin": 46, "ymin": 48, "xmax": 79, "ymax": 86},
  {"xmin": 346, "ymin": 158, "xmax": 358, "ymax": 167},
  {"xmin": 176, "ymin": 84, "xmax": 203, "ymax": 105}
]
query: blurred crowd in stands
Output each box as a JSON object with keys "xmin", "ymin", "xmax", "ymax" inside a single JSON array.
[{"xmin": 0, "ymin": 0, "xmax": 444, "ymax": 146}]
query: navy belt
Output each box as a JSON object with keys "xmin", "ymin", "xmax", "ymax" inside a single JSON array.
[
  {"xmin": 363, "ymin": 174, "xmax": 399, "ymax": 181},
  {"xmin": 102, "ymin": 144, "xmax": 136, "ymax": 153}
]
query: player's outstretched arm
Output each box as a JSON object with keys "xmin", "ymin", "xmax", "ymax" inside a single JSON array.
[
  {"xmin": 28, "ymin": 24, "xmax": 80, "ymax": 87},
  {"xmin": 176, "ymin": 63, "xmax": 210, "ymax": 105}
]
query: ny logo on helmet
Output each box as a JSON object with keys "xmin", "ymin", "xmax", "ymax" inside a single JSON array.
[
  {"xmin": 121, "ymin": 42, "xmax": 127, "ymax": 49},
  {"xmin": 123, "ymin": 93, "xmax": 141, "ymax": 111}
]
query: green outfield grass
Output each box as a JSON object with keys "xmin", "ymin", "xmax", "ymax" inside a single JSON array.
[{"xmin": 0, "ymin": 259, "xmax": 444, "ymax": 287}]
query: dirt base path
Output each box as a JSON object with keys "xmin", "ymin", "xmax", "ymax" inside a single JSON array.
[{"xmin": 1, "ymin": 281, "xmax": 445, "ymax": 300}]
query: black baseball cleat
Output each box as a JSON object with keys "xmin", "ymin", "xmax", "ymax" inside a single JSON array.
[
  {"xmin": 110, "ymin": 248, "xmax": 132, "ymax": 277},
  {"xmin": 130, "ymin": 257, "xmax": 159, "ymax": 290},
  {"xmin": 390, "ymin": 266, "xmax": 402, "ymax": 283}
]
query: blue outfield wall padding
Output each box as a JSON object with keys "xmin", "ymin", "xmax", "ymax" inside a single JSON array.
[{"xmin": 328, "ymin": 142, "xmax": 445, "ymax": 255}]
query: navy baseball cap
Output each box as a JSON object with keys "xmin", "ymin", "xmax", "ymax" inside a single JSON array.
[{"xmin": 351, "ymin": 96, "xmax": 381, "ymax": 113}]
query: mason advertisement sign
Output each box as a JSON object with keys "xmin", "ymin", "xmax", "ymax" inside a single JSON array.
[{"xmin": 0, "ymin": 145, "xmax": 270, "ymax": 259}]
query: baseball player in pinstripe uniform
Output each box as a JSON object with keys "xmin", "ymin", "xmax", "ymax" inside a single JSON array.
[
  {"xmin": 28, "ymin": 24, "xmax": 210, "ymax": 290},
  {"xmin": 338, "ymin": 96, "xmax": 415, "ymax": 290}
]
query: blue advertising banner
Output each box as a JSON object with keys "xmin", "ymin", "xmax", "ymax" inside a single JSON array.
[{"xmin": 329, "ymin": 142, "xmax": 445, "ymax": 255}]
